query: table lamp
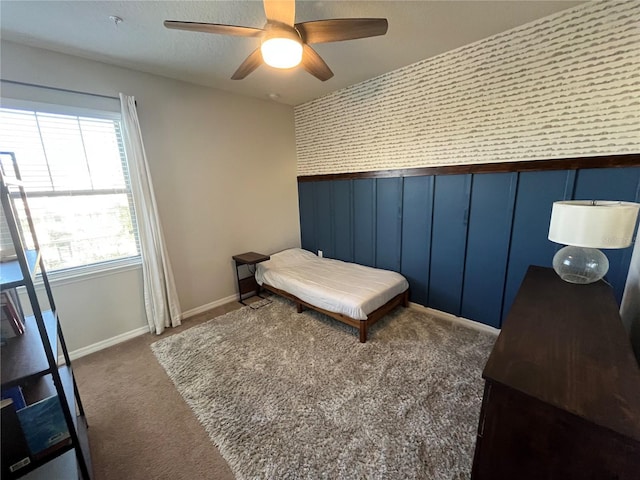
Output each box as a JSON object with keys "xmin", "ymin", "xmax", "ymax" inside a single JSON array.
[{"xmin": 548, "ymin": 200, "xmax": 640, "ymax": 284}]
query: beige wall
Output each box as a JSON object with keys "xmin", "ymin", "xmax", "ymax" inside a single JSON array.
[{"xmin": 1, "ymin": 40, "xmax": 300, "ymax": 352}]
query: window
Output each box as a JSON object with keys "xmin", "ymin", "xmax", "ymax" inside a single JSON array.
[{"xmin": 0, "ymin": 107, "xmax": 140, "ymax": 273}]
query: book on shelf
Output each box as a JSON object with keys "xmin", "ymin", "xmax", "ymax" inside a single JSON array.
[
  {"xmin": 16, "ymin": 395, "xmax": 71, "ymax": 459},
  {"xmin": 1, "ymin": 314, "xmax": 20, "ymax": 340},
  {"xmin": 0, "ymin": 289, "xmax": 25, "ymax": 338},
  {"xmin": 1, "ymin": 398, "xmax": 32, "ymax": 475},
  {"xmin": 1, "ymin": 385, "xmax": 27, "ymax": 410},
  {"xmin": 1, "ymin": 307, "xmax": 24, "ymax": 338},
  {"xmin": 6, "ymin": 288, "xmax": 25, "ymax": 321}
]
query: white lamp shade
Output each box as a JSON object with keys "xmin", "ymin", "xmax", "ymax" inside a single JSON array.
[{"xmin": 548, "ymin": 200, "xmax": 640, "ymax": 249}]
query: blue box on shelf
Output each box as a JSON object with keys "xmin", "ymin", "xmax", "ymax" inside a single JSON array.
[{"xmin": 16, "ymin": 395, "xmax": 70, "ymax": 457}]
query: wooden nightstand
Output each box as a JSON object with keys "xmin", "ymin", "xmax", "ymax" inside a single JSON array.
[{"xmin": 232, "ymin": 252, "xmax": 270, "ymax": 305}]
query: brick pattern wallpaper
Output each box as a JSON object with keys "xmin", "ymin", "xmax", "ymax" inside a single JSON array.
[{"xmin": 294, "ymin": 1, "xmax": 640, "ymax": 176}]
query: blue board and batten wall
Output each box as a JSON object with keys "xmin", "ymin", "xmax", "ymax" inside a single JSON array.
[{"xmin": 298, "ymin": 166, "xmax": 640, "ymax": 329}]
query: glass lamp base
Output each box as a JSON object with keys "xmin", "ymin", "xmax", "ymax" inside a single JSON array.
[{"xmin": 552, "ymin": 246, "xmax": 609, "ymax": 284}]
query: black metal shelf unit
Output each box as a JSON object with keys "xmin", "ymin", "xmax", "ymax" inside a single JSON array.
[{"xmin": 0, "ymin": 152, "xmax": 92, "ymax": 479}]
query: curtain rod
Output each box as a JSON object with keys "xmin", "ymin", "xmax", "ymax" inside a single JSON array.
[{"xmin": 1, "ymin": 79, "xmax": 119, "ymax": 101}]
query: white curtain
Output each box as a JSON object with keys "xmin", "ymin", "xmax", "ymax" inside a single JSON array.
[{"xmin": 119, "ymin": 93, "xmax": 182, "ymax": 334}]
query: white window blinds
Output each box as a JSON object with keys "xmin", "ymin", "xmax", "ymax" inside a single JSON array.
[{"xmin": 0, "ymin": 107, "xmax": 140, "ymax": 272}]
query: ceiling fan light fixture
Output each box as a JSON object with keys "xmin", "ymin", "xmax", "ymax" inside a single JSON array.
[
  {"xmin": 261, "ymin": 37, "xmax": 303, "ymax": 69},
  {"xmin": 164, "ymin": 1, "xmax": 389, "ymax": 81}
]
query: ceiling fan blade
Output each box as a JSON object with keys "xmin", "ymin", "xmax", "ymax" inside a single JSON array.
[
  {"xmin": 296, "ymin": 18, "xmax": 388, "ymax": 44},
  {"xmin": 263, "ymin": 0, "xmax": 295, "ymax": 26},
  {"xmin": 231, "ymin": 48, "xmax": 264, "ymax": 80},
  {"xmin": 164, "ymin": 21, "xmax": 263, "ymax": 37},
  {"xmin": 301, "ymin": 45, "xmax": 333, "ymax": 82}
]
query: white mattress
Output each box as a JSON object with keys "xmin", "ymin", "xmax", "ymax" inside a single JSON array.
[{"xmin": 255, "ymin": 248, "xmax": 409, "ymax": 320}]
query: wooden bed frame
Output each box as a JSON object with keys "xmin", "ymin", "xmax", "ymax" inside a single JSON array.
[{"xmin": 261, "ymin": 283, "xmax": 409, "ymax": 343}]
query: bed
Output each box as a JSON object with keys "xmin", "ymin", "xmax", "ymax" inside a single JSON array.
[{"xmin": 255, "ymin": 248, "xmax": 409, "ymax": 342}]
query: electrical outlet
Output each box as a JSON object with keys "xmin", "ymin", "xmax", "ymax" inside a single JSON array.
[{"xmin": 318, "ymin": 250, "xmax": 323, "ymax": 258}]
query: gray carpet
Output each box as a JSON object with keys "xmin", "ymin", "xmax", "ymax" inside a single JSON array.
[{"xmin": 151, "ymin": 296, "xmax": 496, "ymax": 480}]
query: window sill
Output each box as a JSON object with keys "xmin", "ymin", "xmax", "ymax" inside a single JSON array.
[{"xmin": 39, "ymin": 256, "xmax": 143, "ymax": 288}]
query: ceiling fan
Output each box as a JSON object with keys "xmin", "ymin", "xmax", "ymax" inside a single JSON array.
[{"xmin": 164, "ymin": 0, "xmax": 388, "ymax": 81}]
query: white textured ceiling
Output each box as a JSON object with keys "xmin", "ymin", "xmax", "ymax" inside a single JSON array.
[{"xmin": 0, "ymin": 1, "xmax": 583, "ymax": 106}]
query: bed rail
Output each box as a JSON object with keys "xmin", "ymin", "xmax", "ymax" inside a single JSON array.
[{"xmin": 261, "ymin": 283, "xmax": 409, "ymax": 342}]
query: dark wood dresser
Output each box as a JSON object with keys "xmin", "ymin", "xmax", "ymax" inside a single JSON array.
[{"xmin": 471, "ymin": 266, "xmax": 640, "ymax": 480}]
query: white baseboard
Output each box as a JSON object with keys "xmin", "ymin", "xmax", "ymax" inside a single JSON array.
[
  {"xmin": 63, "ymin": 325, "xmax": 150, "ymax": 362},
  {"xmin": 409, "ymin": 302, "xmax": 500, "ymax": 336},
  {"xmin": 181, "ymin": 293, "xmax": 238, "ymax": 319},
  {"xmin": 67, "ymin": 297, "xmax": 488, "ymax": 362},
  {"xmin": 62, "ymin": 295, "xmax": 239, "ymax": 362}
]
